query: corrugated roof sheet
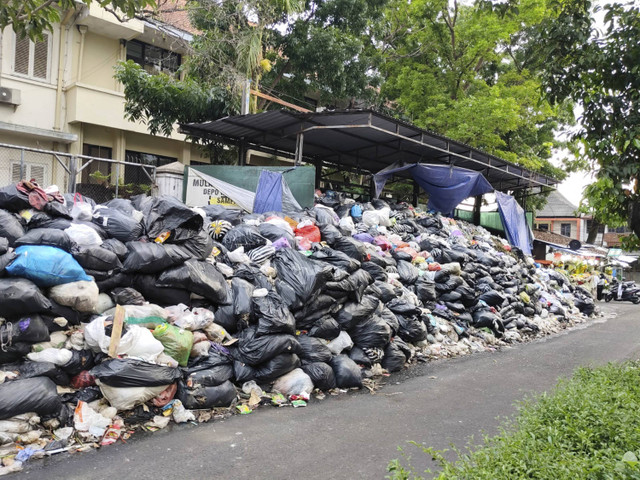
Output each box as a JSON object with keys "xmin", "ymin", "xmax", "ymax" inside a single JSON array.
[{"xmin": 181, "ymin": 110, "xmax": 560, "ymax": 192}]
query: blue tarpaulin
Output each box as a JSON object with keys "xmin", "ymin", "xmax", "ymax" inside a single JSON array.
[
  {"xmin": 374, "ymin": 163, "xmax": 493, "ymax": 215},
  {"xmin": 495, "ymin": 191, "xmax": 533, "ymax": 255},
  {"xmin": 253, "ymin": 169, "xmax": 302, "ymax": 214}
]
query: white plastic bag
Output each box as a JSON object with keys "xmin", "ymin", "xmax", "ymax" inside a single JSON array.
[
  {"xmin": 70, "ymin": 202, "xmax": 93, "ymax": 222},
  {"xmin": 327, "ymin": 331, "xmax": 353, "ymax": 355},
  {"xmin": 84, "ymin": 316, "xmax": 164, "ymax": 362},
  {"xmin": 338, "ymin": 217, "xmax": 356, "ymax": 235},
  {"xmin": 228, "ymin": 247, "xmax": 251, "ymax": 264},
  {"xmin": 27, "ymin": 348, "xmax": 73, "ymax": 365},
  {"xmin": 104, "ymin": 304, "xmax": 169, "ymax": 329},
  {"xmin": 95, "ymin": 293, "xmax": 115, "ymax": 314},
  {"xmin": 64, "ymin": 223, "xmax": 102, "ymax": 248},
  {"xmin": 98, "ymin": 382, "xmax": 168, "ymax": 411},
  {"xmin": 166, "ymin": 304, "xmax": 215, "ymax": 331},
  {"xmin": 171, "ymin": 400, "xmax": 195, "ymax": 423},
  {"xmin": 73, "ymin": 401, "xmax": 111, "ymax": 434},
  {"xmin": 272, "ymin": 368, "xmax": 314, "ymax": 396},
  {"xmin": 31, "ymin": 331, "xmax": 67, "ymax": 352},
  {"xmin": 49, "ymin": 280, "xmax": 99, "ymax": 313}
]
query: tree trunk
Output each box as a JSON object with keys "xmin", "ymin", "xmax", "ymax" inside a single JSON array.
[
  {"xmin": 630, "ymin": 200, "xmax": 640, "ymax": 240},
  {"xmin": 586, "ymin": 218, "xmax": 602, "ymax": 244}
]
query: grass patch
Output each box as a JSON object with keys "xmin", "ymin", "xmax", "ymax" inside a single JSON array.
[{"xmin": 387, "ymin": 361, "xmax": 640, "ymax": 479}]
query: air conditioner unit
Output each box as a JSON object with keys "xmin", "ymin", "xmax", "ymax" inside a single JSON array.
[{"xmin": 0, "ymin": 87, "xmax": 21, "ymax": 106}]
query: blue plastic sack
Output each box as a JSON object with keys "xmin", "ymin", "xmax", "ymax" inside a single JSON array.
[
  {"xmin": 6, "ymin": 245, "xmax": 91, "ymax": 287},
  {"xmin": 350, "ymin": 205, "xmax": 363, "ymax": 219}
]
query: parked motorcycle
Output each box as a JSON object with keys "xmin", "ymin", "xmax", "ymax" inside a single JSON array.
[{"xmin": 604, "ymin": 279, "xmax": 640, "ymax": 304}]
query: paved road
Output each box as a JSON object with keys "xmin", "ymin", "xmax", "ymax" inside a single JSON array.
[{"xmin": 17, "ymin": 303, "xmax": 640, "ymax": 480}]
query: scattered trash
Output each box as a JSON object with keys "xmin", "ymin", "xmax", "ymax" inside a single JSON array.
[{"xmin": 0, "ymin": 183, "xmax": 597, "ymax": 467}]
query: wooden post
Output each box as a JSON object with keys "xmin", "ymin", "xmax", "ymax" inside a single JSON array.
[
  {"xmin": 108, "ymin": 305, "xmax": 125, "ymax": 358},
  {"xmin": 473, "ymin": 194, "xmax": 482, "ymax": 226},
  {"xmin": 412, "ymin": 180, "xmax": 419, "ymax": 207}
]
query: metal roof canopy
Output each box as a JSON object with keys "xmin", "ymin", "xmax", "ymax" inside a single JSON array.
[{"xmin": 180, "ymin": 109, "xmax": 559, "ymax": 192}]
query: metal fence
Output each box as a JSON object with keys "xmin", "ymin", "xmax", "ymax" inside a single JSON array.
[{"xmin": 0, "ymin": 142, "xmax": 157, "ymax": 203}]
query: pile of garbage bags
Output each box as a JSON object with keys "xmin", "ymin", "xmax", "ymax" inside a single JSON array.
[{"xmin": 0, "ymin": 182, "xmax": 595, "ymax": 471}]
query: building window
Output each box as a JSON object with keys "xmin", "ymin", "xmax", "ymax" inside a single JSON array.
[
  {"xmin": 11, "ymin": 162, "xmax": 47, "ymax": 185},
  {"xmin": 125, "ymin": 151, "xmax": 176, "ymax": 184},
  {"xmin": 586, "ymin": 220, "xmax": 605, "ymax": 234},
  {"xmin": 561, "ymin": 223, "xmax": 571, "ymax": 237},
  {"xmin": 81, "ymin": 144, "xmax": 112, "ymax": 184},
  {"xmin": 126, "ymin": 40, "xmax": 181, "ymax": 75},
  {"xmin": 13, "ymin": 32, "xmax": 51, "ymax": 81},
  {"xmin": 537, "ymin": 223, "xmax": 549, "ymax": 232}
]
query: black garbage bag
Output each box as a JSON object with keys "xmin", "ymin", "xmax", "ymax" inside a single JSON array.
[
  {"xmin": 382, "ymin": 341, "xmax": 406, "ymax": 373},
  {"xmin": 140, "ymin": 195, "xmax": 203, "ymax": 239},
  {"xmin": 0, "ymin": 249, "xmax": 15, "ymax": 275},
  {"xmin": 15, "ymin": 228, "xmax": 72, "ymax": 251},
  {"xmin": 0, "ymin": 377, "xmax": 62, "ymax": 420},
  {"xmin": 335, "ymin": 295, "xmax": 379, "ymax": 330},
  {"xmin": 100, "ymin": 238, "xmax": 128, "ymax": 260},
  {"xmin": 61, "ymin": 349, "xmax": 95, "ymax": 376},
  {"xmin": 123, "ymin": 242, "xmax": 191, "ymax": 274},
  {"xmin": 238, "ymin": 332, "xmax": 302, "ymax": 366},
  {"xmin": 379, "ymin": 307, "xmax": 400, "ymax": 334},
  {"xmin": 308, "ymin": 315, "xmax": 341, "ymax": 340},
  {"xmin": 201, "ymin": 205, "xmax": 244, "ymax": 225},
  {"xmin": 325, "ymin": 268, "xmax": 373, "ymax": 302},
  {"xmin": 319, "ymin": 224, "xmax": 343, "ymax": 245},
  {"xmin": 294, "ymin": 294, "xmax": 340, "ymax": 326},
  {"xmin": 456, "ymin": 285, "xmax": 476, "ymax": 307},
  {"xmin": 179, "ymin": 379, "xmax": 237, "ymax": 409},
  {"xmin": 173, "ymin": 227, "xmax": 214, "ymax": 260},
  {"xmin": 375, "ymin": 281, "xmax": 399, "ymax": 303},
  {"xmin": 415, "ymin": 278, "xmax": 437, "ymax": 303},
  {"xmin": 0, "ymin": 342, "xmax": 31, "ymax": 365},
  {"xmin": 0, "ymin": 185, "xmax": 31, "ymax": 212},
  {"xmin": 157, "ymin": 259, "xmax": 229, "ymax": 304},
  {"xmin": 253, "ymin": 290, "xmax": 296, "ymax": 336},
  {"xmin": 296, "ymin": 335, "xmax": 333, "ymax": 363},
  {"xmin": 255, "ymin": 353, "xmax": 301, "ymax": 382},
  {"xmin": 392, "ymin": 250, "xmax": 413, "ymax": 263},
  {"xmin": 310, "ymin": 247, "xmax": 360, "ymax": 272},
  {"xmin": 233, "ymin": 360, "xmax": 257, "ymax": 384},
  {"xmin": 360, "ymin": 261, "xmax": 388, "ymax": 282},
  {"xmin": 396, "ymin": 260, "xmax": 419, "ymax": 285},
  {"xmin": 301, "ymin": 362, "xmax": 336, "ymax": 390},
  {"xmin": 214, "ymin": 304, "xmax": 237, "ymax": 333},
  {"xmin": 73, "ymin": 246, "xmax": 122, "ymax": 271},
  {"xmin": 258, "ymin": 223, "xmax": 295, "ymax": 246},
  {"xmin": 330, "ymin": 355, "xmax": 363, "ymax": 388},
  {"xmin": 109, "ymin": 287, "xmax": 145, "ymax": 306},
  {"xmin": 90, "ymin": 358, "xmax": 182, "ymax": 387},
  {"xmin": 445, "ymin": 302, "xmax": 466, "ymax": 313},
  {"xmin": 11, "ymin": 361, "xmax": 70, "ymax": 386},
  {"xmin": 232, "ymin": 277, "xmax": 254, "ymax": 319},
  {"xmin": 222, "ymin": 225, "xmax": 267, "ymax": 252},
  {"xmin": 479, "ymin": 290, "xmax": 506, "ymax": 307},
  {"xmin": 185, "ymin": 365, "xmax": 234, "ymax": 388},
  {"xmin": 0, "ymin": 237, "xmax": 7, "ymax": 256},
  {"xmin": 273, "ymin": 248, "xmax": 331, "ymax": 311},
  {"xmin": 312, "ymin": 206, "xmax": 338, "ymax": 226},
  {"xmin": 0, "ymin": 209, "xmax": 24, "ymax": 246},
  {"xmin": 0, "ymin": 314, "xmax": 49, "ymax": 344},
  {"xmin": 27, "ymin": 212, "xmax": 71, "ymax": 231},
  {"xmin": 92, "ymin": 207, "xmax": 142, "ymax": 242},
  {"xmin": 574, "ymin": 296, "xmax": 595, "ymax": 316},
  {"xmin": 0, "ymin": 278, "xmax": 51, "ymax": 316},
  {"xmin": 96, "ymin": 272, "xmax": 134, "ymax": 293},
  {"xmin": 348, "ymin": 346, "xmax": 372, "ymax": 368},
  {"xmin": 232, "ymin": 264, "xmax": 271, "ymax": 290},
  {"xmin": 386, "ymin": 298, "xmax": 421, "ymax": 317},
  {"xmin": 332, "ymin": 237, "xmax": 367, "ymax": 262},
  {"xmin": 472, "ymin": 309, "xmax": 505, "ymax": 334},
  {"xmin": 439, "ymin": 291, "xmax": 462, "ymax": 303},
  {"xmin": 131, "ymin": 274, "xmax": 190, "ymax": 306},
  {"xmin": 397, "ymin": 315, "xmax": 428, "ymax": 343},
  {"xmin": 349, "ymin": 314, "xmax": 392, "ymax": 349},
  {"xmin": 368, "ymin": 254, "xmax": 397, "ymax": 269}
]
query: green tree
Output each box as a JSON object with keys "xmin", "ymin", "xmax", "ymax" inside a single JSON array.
[
  {"xmin": 378, "ymin": 0, "xmax": 572, "ymax": 202},
  {"xmin": 0, "ymin": 0, "xmax": 156, "ymax": 40},
  {"xmin": 533, "ymin": 0, "xmax": 640, "ymax": 242},
  {"xmin": 114, "ymin": 0, "xmax": 390, "ymax": 135}
]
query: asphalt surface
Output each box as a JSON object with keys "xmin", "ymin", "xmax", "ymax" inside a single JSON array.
[{"xmin": 16, "ymin": 302, "xmax": 640, "ymax": 480}]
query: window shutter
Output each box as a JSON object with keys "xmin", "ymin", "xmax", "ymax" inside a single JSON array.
[
  {"xmin": 14, "ymin": 36, "xmax": 30, "ymax": 75},
  {"xmin": 10, "ymin": 163, "xmax": 22, "ymax": 183},
  {"xmin": 30, "ymin": 165, "xmax": 46, "ymax": 185},
  {"xmin": 33, "ymin": 34, "xmax": 49, "ymax": 79}
]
